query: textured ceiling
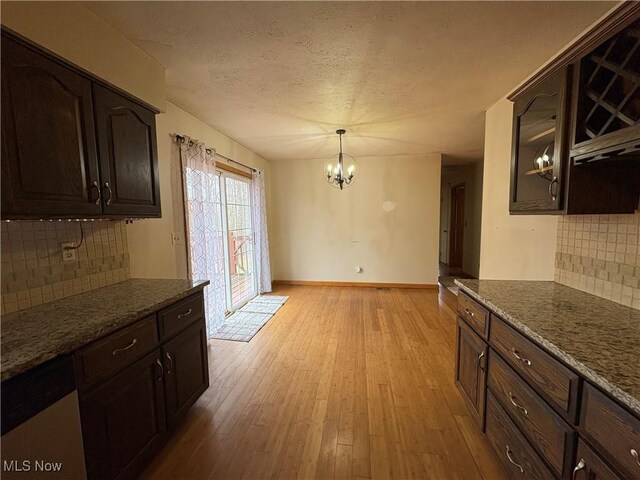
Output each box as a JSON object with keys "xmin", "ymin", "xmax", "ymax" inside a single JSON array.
[{"xmin": 85, "ymin": 1, "xmax": 616, "ymax": 163}]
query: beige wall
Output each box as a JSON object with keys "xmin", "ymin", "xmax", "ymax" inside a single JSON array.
[
  {"xmin": 1, "ymin": 1, "xmax": 272, "ymax": 282},
  {"xmin": 127, "ymin": 102, "xmax": 272, "ymax": 279},
  {"xmin": 439, "ymin": 162, "xmax": 483, "ymax": 277},
  {"xmin": 479, "ymin": 98, "xmax": 558, "ymax": 280},
  {"xmin": 1, "ymin": 1, "xmax": 166, "ymax": 110},
  {"xmin": 270, "ymin": 155, "xmax": 441, "ymax": 285}
]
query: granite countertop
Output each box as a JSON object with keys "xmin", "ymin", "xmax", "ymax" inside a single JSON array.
[
  {"xmin": 455, "ymin": 279, "xmax": 640, "ymax": 416},
  {"xmin": 1, "ymin": 278, "xmax": 209, "ymax": 382}
]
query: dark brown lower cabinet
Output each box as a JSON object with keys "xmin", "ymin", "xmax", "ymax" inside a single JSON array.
[
  {"xmin": 455, "ymin": 291, "xmax": 640, "ymax": 480},
  {"xmin": 80, "ymin": 350, "xmax": 166, "ymax": 480},
  {"xmin": 454, "ymin": 317, "xmax": 488, "ymax": 429},
  {"xmin": 77, "ymin": 290, "xmax": 209, "ymax": 480},
  {"xmin": 572, "ymin": 440, "xmax": 623, "ymax": 480},
  {"xmin": 485, "ymin": 393, "xmax": 555, "ymax": 480},
  {"xmin": 163, "ymin": 319, "xmax": 209, "ymax": 429}
]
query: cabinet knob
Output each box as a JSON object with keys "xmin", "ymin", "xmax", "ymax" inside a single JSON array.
[
  {"xmin": 177, "ymin": 308, "xmax": 192, "ymax": 319},
  {"xmin": 631, "ymin": 448, "xmax": 639, "ymax": 467}
]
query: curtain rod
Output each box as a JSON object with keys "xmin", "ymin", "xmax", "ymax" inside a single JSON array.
[{"xmin": 174, "ymin": 134, "xmax": 257, "ymax": 172}]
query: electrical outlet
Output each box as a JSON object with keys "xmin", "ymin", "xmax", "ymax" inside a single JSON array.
[
  {"xmin": 60, "ymin": 242, "xmax": 77, "ymax": 263},
  {"xmin": 171, "ymin": 232, "xmax": 184, "ymax": 245}
]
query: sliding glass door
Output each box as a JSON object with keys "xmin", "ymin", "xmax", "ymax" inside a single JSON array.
[
  {"xmin": 185, "ymin": 169, "xmax": 257, "ymax": 327},
  {"xmin": 222, "ymin": 176, "xmax": 257, "ymax": 309}
]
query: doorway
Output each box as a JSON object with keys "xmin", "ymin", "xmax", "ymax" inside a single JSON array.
[
  {"xmin": 449, "ymin": 183, "xmax": 465, "ymax": 269},
  {"xmin": 184, "ymin": 168, "xmax": 258, "ymax": 323}
]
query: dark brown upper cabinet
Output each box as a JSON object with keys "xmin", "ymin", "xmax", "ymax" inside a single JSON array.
[
  {"xmin": 510, "ymin": 68, "xmax": 569, "ymax": 213},
  {"xmin": 570, "ymin": 17, "xmax": 640, "ymax": 164},
  {"xmin": 509, "ymin": 4, "xmax": 640, "ymax": 215},
  {"xmin": 94, "ymin": 86, "xmax": 161, "ymax": 217},
  {"xmin": 1, "ymin": 35, "xmax": 102, "ymax": 218},
  {"xmin": 1, "ymin": 30, "xmax": 161, "ymax": 220}
]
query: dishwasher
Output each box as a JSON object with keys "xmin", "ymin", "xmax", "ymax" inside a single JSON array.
[{"xmin": 1, "ymin": 355, "xmax": 87, "ymax": 479}]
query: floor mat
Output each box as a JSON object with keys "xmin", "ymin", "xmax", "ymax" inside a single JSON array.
[
  {"xmin": 239, "ymin": 302, "xmax": 283, "ymax": 314},
  {"xmin": 211, "ymin": 311, "xmax": 274, "ymax": 342},
  {"xmin": 211, "ymin": 295, "xmax": 289, "ymax": 342},
  {"xmin": 249, "ymin": 294, "xmax": 289, "ymax": 305}
]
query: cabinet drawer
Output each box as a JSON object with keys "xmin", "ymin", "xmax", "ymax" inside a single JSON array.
[
  {"xmin": 158, "ymin": 293, "xmax": 205, "ymax": 340},
  {"xmin": 573, "ymin": 439, "xmax": 624, "ymax": 480},
  {"xmin": 457, "ymin": 292, "xmax": 489, "ymax": 338},
  {"xmin": 488, "ymin": 350, "xmax": 574, "ymax": 477},
  {"xmin": 490, "ymin": 316, "xmax": 579, "ymax": 418},
  {"xmin": 75, "ymin": 315, "xmax": 158, "ymax": 388},
  {"xmin": 485, "ymin": 392, "xmax": 555, "ymax": 480},
  {"xmin": 580, "ymin": 384, "xmax": 640, "ymax": 480}
]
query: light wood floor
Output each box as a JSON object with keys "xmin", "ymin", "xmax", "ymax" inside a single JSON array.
[{"xmin": 141, "ymin": 286, "xmax": 507, "ymax": 480}]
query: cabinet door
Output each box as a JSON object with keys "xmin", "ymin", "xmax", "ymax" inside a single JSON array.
[
  {"xmin": 1, "ymin": 34, "xmax": 101, "ymax": 218},
  {"xmin": 163, "ymin": 318, "xmax": 209, "ymax": 429},
  {"xmin": 93, "ymin": 85, "xmax": 161, "ymax": 217},
  {"xmin": 80, "ymin": 350, "xmax": 166, "ymax": 480},
  {"xmin": 572, "ymin": 440, "xmax": 624, "ymax": 480},
  {"xmin": 510, "ymin": 67, "xmax": 569, "ymax": 213},
  {"xmin": 455, "ymin": 317, "xmax": 488, "ymax": 429}
]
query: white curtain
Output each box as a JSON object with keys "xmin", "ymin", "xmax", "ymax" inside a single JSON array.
[
  {"xmin": 251, "ymin": 170, "xmax": 272, "ymax": 293},
  {"xmin": 180, "ymin": 137, "xmax": 227, "ymax": 336}
]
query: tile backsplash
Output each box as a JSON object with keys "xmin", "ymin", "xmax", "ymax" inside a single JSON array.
[
  {"xmin": 555, "ymin": 212, "xmax": 640, "ymax": 309},
  {"xmin": 1, "ymin": 221, "xmax": 130, "ymax": 314}
]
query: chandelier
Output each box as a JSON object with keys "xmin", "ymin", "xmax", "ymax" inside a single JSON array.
[{"xmin": 325, "ymin": 129, "xmax": 357, "ymax": 190}]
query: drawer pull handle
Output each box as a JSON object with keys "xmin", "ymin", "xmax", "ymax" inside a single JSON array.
[
  {"xmin": 103, "ymin": 182, "xmax": 112, "ymax": 206},
  {"xmin": 177, "ymin": 308, "xmax": 192, "ymax": 319},
  {"xmin": 165, "ymin": 352, "xmax": 174, "ymax": 375},
  {"xmin": 572, "ymin": 458, "xmax": 585, "ymax": 479},
  {"xmin": 505, "ymin": 446, "xmax": 524, "ymax": 474},
  {"xmin": 112, "ymin": 338, "xmax": 138, "ymax": 355},
  {"xmin": 464, "ymin": 308, "xmax": 475, "ymax": 318},
  {"xmin": 155, "ymin": 358, "xmax": 164, "ymax": 381},
  {"xmin": 511, "ymin": 348, "xmax": 532, "ymax": 366},
  {"xmin": 477, "ymin": 351, "xmax": 486, "ymax": 370},
  {"xmin": 508, "ymin": 392, "xmax": 528, "ymax": 415},
  {"xmin": 631, "ymin": 448, "xmax": 639, "ymax": 467},
  {"xmin": 548, "ymin": 176, "xmax": 558, "ymax": 201},
  {"xmin": 91, "ymin": 181, "xmax": 101, "ymax": 205}
]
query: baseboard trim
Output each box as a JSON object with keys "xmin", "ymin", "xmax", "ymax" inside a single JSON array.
[{"xmin": 272, "ymin": 280, "xmax": 438, "ymax": 289}]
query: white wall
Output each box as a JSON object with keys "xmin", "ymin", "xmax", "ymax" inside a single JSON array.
[
  {"xmin": 270, "ymin": 155, "xmax": 442, "ymax": 285},
  {"xmin": 127, "ymin": 102, "xmax": 272, "ymax": 279},
  {"xmin": 1, "ymin": 1, "xmax": 166, "ymax": 110},
  {"xmin": 439, "ymin": 162, "xmax": 483, "ymax": 277},
  {"xmin": 479, "ymin": 98, "xmax": 558, "ymax": 280}
]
